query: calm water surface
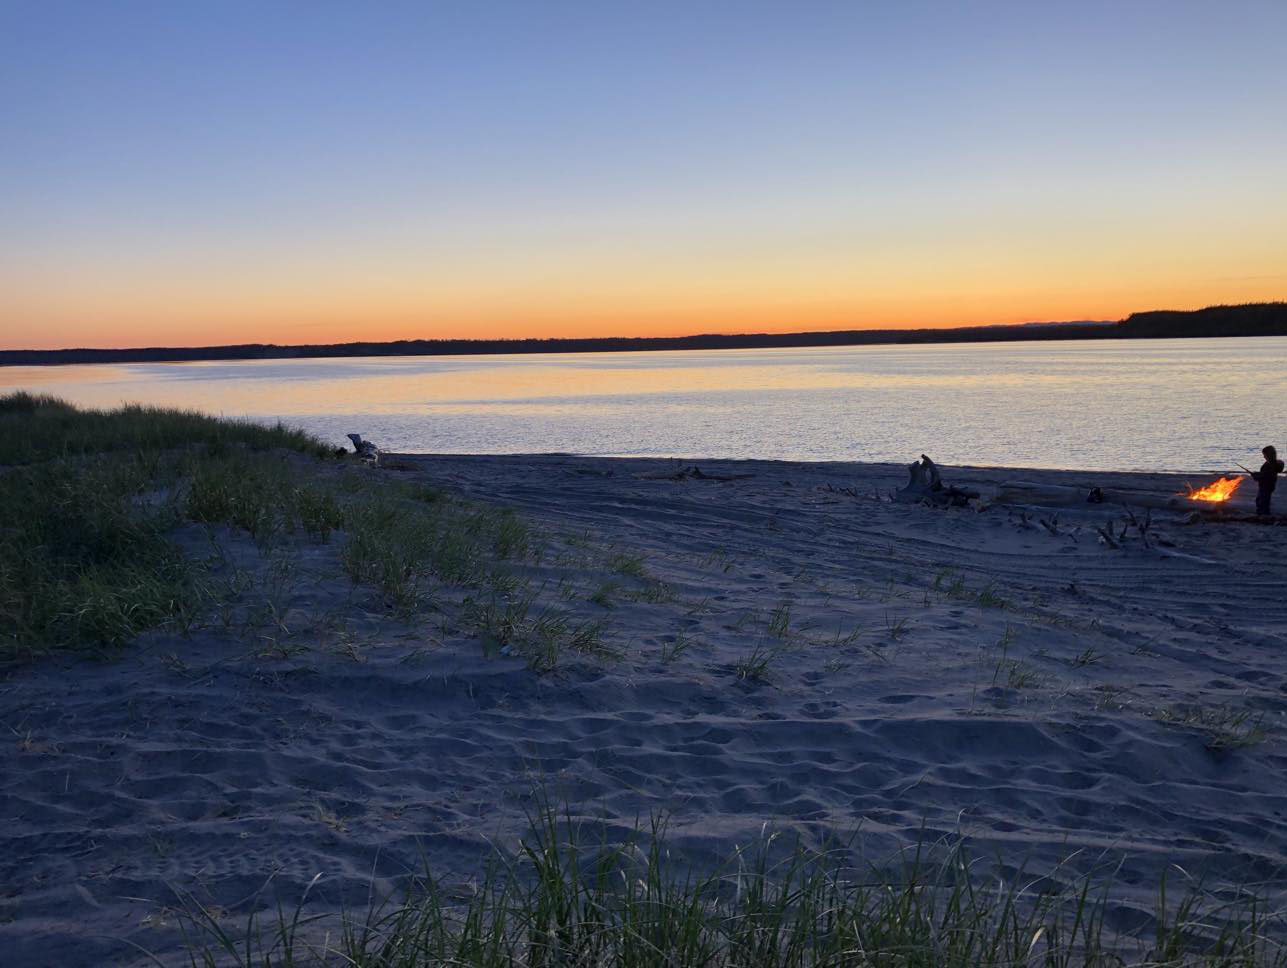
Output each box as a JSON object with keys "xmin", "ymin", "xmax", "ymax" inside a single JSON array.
[{"xmin": 5, "ymin": 338, "xmax": 1285, "ymax": 472}]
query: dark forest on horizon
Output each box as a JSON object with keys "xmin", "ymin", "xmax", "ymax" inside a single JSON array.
[{"xmin": 3, "ymin": 302, "xmax": 1285, "ymax": 366}]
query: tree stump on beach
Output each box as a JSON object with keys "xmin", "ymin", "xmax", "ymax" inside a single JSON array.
[{"xmin": 893, "ymin": 454, "xmax": 977, "ymax": 507}]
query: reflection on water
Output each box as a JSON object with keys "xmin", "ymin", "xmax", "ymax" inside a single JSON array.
[{"xmin": 4, "ymin": 338, "xmax": 1285, "ymax": 471}]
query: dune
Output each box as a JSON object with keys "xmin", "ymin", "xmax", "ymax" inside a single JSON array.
[{"xmin": 3, "ymin": 453, "xmax": 1286, "ymax": 965}]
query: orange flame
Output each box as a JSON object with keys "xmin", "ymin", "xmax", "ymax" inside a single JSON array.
[{"xmin": 1184, "ymin": 476, "xmax": 1244, "ymax": 502}]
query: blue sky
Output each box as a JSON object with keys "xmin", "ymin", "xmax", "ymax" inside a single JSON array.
[{"xmin": 2, "ymin": 0, "xmax": 1285, "ymax": 347}]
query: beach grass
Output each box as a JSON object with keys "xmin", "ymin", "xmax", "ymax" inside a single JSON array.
[
  {"xmin": 659, "ymin": 627, "xmax": 696, "ymax": 663},
  {"xmin": 466, "ymin": 588, "xmax": 614, "ymax": 671},
  {"xmin": 186, "ymin": 452, "xmax": 346, "ymax": 545},
  {"xmin": 0, "ymin": 449, "xmax": 196, "ymax": 654},
  {"xmin": 0, "ymin": 393, "xmax": 529, "ymax": 659},
  {"xmin": 172, "ymin": 795, "xmax": 1287, "ymax": 967},
  {"xmin": 734, "ymin": 640, "xmax": 778, "ymax": 682},
  {"xmin": 0, "ymin": 393, "xmax": 341, "ymax": 656},
  {"xmin": 588, "ymin": 580, "xmax": 620, "ymax": 608},
  {"xmin": 0, "ymin": 390, "xmax": 333, "ymax": 464},
  {"xmin": 1154, "ymin": 703, "xmax": 1268, "ymax": 752},
  {"xmin": 341, "ymin": 490, "xmax": 529, "ymax": 613}
]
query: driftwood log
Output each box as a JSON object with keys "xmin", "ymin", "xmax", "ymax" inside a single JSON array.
[
  {"xmin": 636, "ymin": 464, "xmax": 755, "ymax": 482},
  {"xmin": 992, "ymin": 481, "xmax": 1219, "ymax": 513},
  {"xmin": 1184, "ymin": 510, "xmax": 1287, "ymax": 526},
  {"xmin": 893, "ymin": 455, "xmax": 978, "ymax": 508},
  {"xmin": 346, "ymin": 433, "xmax": 381, "ymax": 466}
]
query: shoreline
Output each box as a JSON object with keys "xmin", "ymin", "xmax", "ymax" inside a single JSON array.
[
  {"xmin": 395, "ymin": 450, "xmax": 1246, "ymax": 477},
  {"xmin": 389, "ymin": 452, "xmax": 1259, "ymax": 510}
]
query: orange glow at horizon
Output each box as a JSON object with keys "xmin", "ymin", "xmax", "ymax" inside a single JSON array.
[
  {"xmin": 6, "ymin": 204, "xmax": 1285, "ymax": 349},
  {"xmin": 6, "ymin": 288, "xmax": 1286, "ymax": 352},
  {"xmin": 6, "ymin": 254, "xmax": 1286, "ymax": 350}
]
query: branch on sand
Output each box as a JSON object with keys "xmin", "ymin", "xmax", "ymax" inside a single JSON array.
[{"xmin": 636, "ymin": 465, "xmax": 755, "ymax": 482}]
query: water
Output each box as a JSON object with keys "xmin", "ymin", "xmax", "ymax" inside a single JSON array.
[{"xmin": 5, "ymin": 337, "xmax": 1284, "ymax": 472}]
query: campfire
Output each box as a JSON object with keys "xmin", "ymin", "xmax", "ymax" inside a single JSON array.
[{"xmin": 1184, "ymin": 476, "xmax": 1243, "ymax": 503}]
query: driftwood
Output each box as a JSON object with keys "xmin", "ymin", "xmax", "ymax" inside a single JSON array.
[
  {"xmin": 1037, "ymin": 513, "xmax": 1081, "ymax": 541},
  {"xmin": 636, "ymin": 464, "xmax": 755, "ymax": 482},
  {"xmin": 346, "ymin": 433, "xmax": 380, "ymax": 466},
  {"xmin": 822, "ymin": 483, "xmax": 859, "ymax": 498},
  {"xmin": 893, "ymin": 455, "xmax": 979, "ymax": 508},
  {"xmin": 992, "ymin": 482, "xmax": 1092, "ymax": 507},
  {"xmin": 1184, "ymin": 510, "xmax": 1287, "ymax": 526},
  {"xmin": 1090, "ymin": 488, "xmax": 1195, "ymax": 511},
  {"xmin": 993, "ymin": 480, "xmax": 1223, "ymax": 513},
  {"xmin": 1095, "ymin": 506, "xmax": 1184, "ymax": 549}
]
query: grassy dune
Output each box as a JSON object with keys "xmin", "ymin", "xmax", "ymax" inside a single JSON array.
[
  {"xmin": 0, "ymin": 393, "xmax": 526, "ymax": 659},
  {"xmin": 1, "ymin": 391, "xmax": 331, "ymax": 464}
]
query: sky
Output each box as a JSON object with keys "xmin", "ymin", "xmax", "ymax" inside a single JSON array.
[{"xmin": 2, "ymin": 1, "xmax": 1285, "ymax": 350}]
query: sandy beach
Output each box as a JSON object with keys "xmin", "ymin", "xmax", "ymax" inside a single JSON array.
[{"xmin": 4, "ymin": 452, "xmax": 1287, "ymax": 964}]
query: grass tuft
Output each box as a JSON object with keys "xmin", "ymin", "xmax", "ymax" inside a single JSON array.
[
  {"xmin": 0, "ymin": 458, "xmax": 193, "ymax": 655},
  {"xmin": 734, "ymin": 641, "xmax": 778, "ymax": 683},
  {"xmin": 1155, "ymin": 703, "xmax": 1268, "ymax": 752},
  {"xmin": 170, "ymin": 795, "xmax": 1287, "ymax": 967},
  {"xmin": 589, "ymin": 580, "xmax": 620, "ymax": 608}
]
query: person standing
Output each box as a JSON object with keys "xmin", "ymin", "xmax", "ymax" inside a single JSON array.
[{"xmin": 1251, "ymin": 445, "xmax": 1285, "ymax": 515}]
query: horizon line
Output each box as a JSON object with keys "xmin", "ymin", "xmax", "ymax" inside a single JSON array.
[{"xmin": 3, "ymin": 301, "xmax": 1284, "ymax": 361}]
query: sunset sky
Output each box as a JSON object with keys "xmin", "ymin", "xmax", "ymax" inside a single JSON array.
[{"xmin": 2, "ymin": 0, "xmax": 1285, "ymax": 350}]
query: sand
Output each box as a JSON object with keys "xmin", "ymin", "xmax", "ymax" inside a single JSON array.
[{"xmin": 3, "ymin": 455, "xmax": 1286, "ymax": 964}]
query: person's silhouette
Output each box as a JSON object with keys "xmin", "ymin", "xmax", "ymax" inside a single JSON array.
[{"xmin": 1251, "ymin": 445, "xmax": 1285, "ymax": 516}]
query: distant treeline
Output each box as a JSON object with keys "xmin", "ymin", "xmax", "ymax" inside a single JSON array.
[
  {"xmin": 2, "ymin": 302, "xmax": 1284, "ymax": 366},
  {"xmin": 1117, "ymin": 302, "xmax": 1287, "ymax": 338}
]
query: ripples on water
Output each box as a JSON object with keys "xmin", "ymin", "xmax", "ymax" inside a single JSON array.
[{"xmin": 5, "ymin": 337, "xmax": 1285, "ymax": 472}]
